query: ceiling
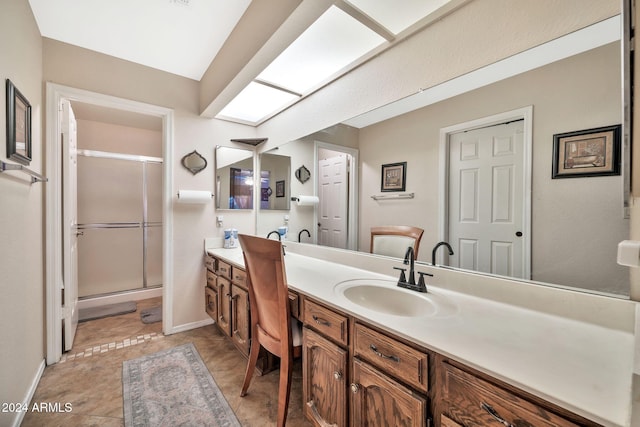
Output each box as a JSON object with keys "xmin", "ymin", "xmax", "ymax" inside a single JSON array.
[
  {"xmin": 28, "ymin": 0, "xmax": 463, "ymax": 127},
  {"xmin": 28, "ymin": 0, "xmax": 252, "ymax": 81}
]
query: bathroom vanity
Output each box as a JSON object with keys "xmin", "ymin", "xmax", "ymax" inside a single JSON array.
[{"xmin": 204, "ymin": 242, "xmax": 634, "ymax": 427}]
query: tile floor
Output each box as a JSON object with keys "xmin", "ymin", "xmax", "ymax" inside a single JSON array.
[{"xmin": 22, "ymin": 297, "xmax": 312, "ymax": 426}]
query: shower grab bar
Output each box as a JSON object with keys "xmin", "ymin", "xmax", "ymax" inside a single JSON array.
[
  {"xmin": 0, "ymin": 159, "xmax": 48, "ymax": 183},
  {"xmin": 77, "ymin": 222, "xmax": 142, "ymax": 230}
]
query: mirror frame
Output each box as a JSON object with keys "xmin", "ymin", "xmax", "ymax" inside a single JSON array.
[{"xmin": 181, "ymin": 150, "xmax": 207, "ymax": 175}]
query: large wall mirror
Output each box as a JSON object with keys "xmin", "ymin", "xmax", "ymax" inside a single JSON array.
[
  {"xmin": 259, "ymin": 150, "xmax": 291, "ymax": 210},
  {"xmin": 256, "ymin": 17, "xmax": 631, "ymax": 298},
  {"xmin": 215, "ymin": 146, "xmax": 255, "ymax": 210}
]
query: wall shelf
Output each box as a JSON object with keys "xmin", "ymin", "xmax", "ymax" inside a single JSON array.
[
  {"xmin": 371, "ymin": 192, "xmax": 414, "ymax": 201},
  {"xmin": 0, "ymin": 159, "xmax": 47, "ymax": 183}
]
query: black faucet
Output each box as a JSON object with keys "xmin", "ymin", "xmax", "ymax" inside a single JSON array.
[
  {"xmin": 404, "ymin": 247, "xmax": 416, "ymax": 285},
  {"xmin": 298, "ymin": 229, "xmax": 311, "ymax": 242},
  {"xmin": 432, "ymin": 241, "xmax": 454, "ymax": 266},
  {"xmin": 393, "ymin": 246, "xmax": 432, "ymax": 293},
  {"xmin": 267, "ymin": 230, "xmax": 281, "ymax": 241}
]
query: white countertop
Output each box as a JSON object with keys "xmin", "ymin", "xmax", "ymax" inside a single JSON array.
[{"xmin": 206, "ymin": 246, "xmax": 635, "ymax": 427}]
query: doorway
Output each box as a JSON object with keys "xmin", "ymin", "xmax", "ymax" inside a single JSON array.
[
  {"xmin": 45, "ymin": 83, "xmax": 174, "ymax": 364},
  {"xmin": 439, "ymin": 107, "xmax": 532, "ymax": 279},
  {"xmin": 314, "ymin": 141, "xmax": 359, "ymax": 250}
]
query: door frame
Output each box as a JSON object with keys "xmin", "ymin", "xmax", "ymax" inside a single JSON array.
[
  {"xmin": 314, "ymin": 141, "xmax": 359, "ymax": 251},
  {"xmin": 45, "ymin": 83, "xmax": 174, "ymax": 364},
  {"xmin": 438, "ymin": 106, "xmax": 532, "ymax": 279}
]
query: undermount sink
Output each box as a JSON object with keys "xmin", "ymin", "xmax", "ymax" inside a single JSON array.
[{"xmin": 334, "ymin": 279, "xmax": 457, "ymax": 318}]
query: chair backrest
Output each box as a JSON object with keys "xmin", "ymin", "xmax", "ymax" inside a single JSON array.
[
  {"xmin": 238, "ymin": 234, "xmax": 292, "ymax": 355},
  {"xmin": 370, "ymin": 225, "xmax": 424, "ymax": 258}
]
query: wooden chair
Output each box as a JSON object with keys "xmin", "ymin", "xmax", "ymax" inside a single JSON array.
[
  {"xmin": 370, "ymin": 225, "xmax": 424, "ymax": 258},
  {"xmin": 238, "ymin": 234, "xmax": 302, "ymax": 427}
]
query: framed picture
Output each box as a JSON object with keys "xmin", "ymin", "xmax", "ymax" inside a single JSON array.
[
  {"xmin": 381, "ymin": 161, "xmax": 406, "ymax": 192},
  {"xmin": 552, "ymin": 125, "xmax": 621, "ymax": 179},
  {"xmin": 6, "ymin": 79, "xmax": 32, "ymax": 165},
  {"xmin": 276, "ymin": 180, "xmax": 285, "ymax": 197}
]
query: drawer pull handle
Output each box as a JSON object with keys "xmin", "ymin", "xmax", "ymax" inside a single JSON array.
[
  {"xmin": 350, "ymin": 383, "xmax": 360, "ymax": 394},
  {"xmin": 306, "ymin": 400, "xmax": 338, "ymax": 427},
  {"xmin": 481, "ymin": 402, "xmax": 514, "ymax": 427},
  {"xmin": 333, "ymin": 370, "xmax": 342, "ymax": 380},
  {"xmin": 312, "ymin": 315, "xmax": 331, "ymax": 327},
  {"xmin": 370, "ymin": 344, "xmax": 400, "ymax": 363}
]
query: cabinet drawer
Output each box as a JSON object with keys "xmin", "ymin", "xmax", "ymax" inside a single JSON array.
[
  {"xmin": 440, "ymin": 415, "xmax": 462, "ymax": 427},
  {"xmin": 206, "ymin": 269, "xmax": 216, "ymax": 288},
  {"xmin": 231, "ymin": 267, "xmax": 246, "ymax": 287},
  {"xmin": 354, "ymin": 323, "xmax": 428, "ymax": 392},
  {"xmin": 441, "ymin": 361, "xmax": 579, "ymax": 427},
  {"xmin": 288, "ymin": 291, "xmax": 300, "ymax": 320},
  {"xmin": 204, "ymin": 255, "xmax": 216, "ymax": 271},
  {"xmin": 303, "ymin": 299, "xmax": 348, "ymax": 346},
  {"xmin": 217, "ymin": 260, "xmax": 231, "ymax": 279}
]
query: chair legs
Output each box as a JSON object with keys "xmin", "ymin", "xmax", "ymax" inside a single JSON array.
[
  {"xmin": 240, "ymin": 336, "xmax": 261, "ymax": 397},
  {"xmin": 277, "ymin": 352, "xmax": 293, "ymax": 427}
]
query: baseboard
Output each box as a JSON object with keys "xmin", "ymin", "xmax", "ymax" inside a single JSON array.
[
  {"xmin": 11, "ymin": 359, "xmax": 46, "ymax": 427},
  {"xmin": 78, "ymin": 288, "xmax": 163, "ymax": 310},
  {"xmin": 167, "ymin": 317, "xmax": 214, "ymax": 335}
]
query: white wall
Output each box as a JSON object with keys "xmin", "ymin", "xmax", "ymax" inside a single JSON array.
[{"xmin": 0, "ymin": 1, "xmax": 45, "ymax": 426}]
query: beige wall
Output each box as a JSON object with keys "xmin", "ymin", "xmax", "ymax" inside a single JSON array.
[
  {"xmin": 358, "ymin": 43, "xmax": 626, "ymax": 295},
  {"xmin": 0, "ymin": 1, "xmax": 44, "ymax": 425},
  {"xmin": 76, "ymin": 119, "xmax": 162, "ymax": 157}
]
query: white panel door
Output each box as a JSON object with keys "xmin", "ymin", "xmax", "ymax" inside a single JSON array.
[
  {"xmin": 448, "ymin": 121, "xmax": 526, "ymax": 278},
  {"xmin": 318, "ymin": 155, "xmax": 349, "ymax": 249},
  {"xmin": 61, "ymin": 100, "xmax": 78, "ymax": 351}
]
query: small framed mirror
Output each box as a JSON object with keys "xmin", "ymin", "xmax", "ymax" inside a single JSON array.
[
  {"xmin": 295, "ymin": 165, "xmax": 310, "ymax": 184},
  {"xmin": 181, "ymin": 150, "xmax": 207, "ymax": 175}
]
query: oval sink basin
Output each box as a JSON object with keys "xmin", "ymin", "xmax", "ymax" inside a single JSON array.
[{"xmin": 334, "ymin": 279, "xmax": 457, "ymax": 318}]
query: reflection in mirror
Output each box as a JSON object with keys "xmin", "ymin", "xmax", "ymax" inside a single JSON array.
[
  {"xmin": 259, "ymin": 151, "xmax": 291, "ymax": 210},
  {"xmin": 257, "ymin": 36, "xmax": 629, "ymax": 298},
  {"xmin": 215, "ymin": 146, "xmax": 254, "ymax": 210}
]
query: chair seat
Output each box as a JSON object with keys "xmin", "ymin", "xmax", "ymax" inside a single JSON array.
[{"xmin": 291, "ymin": 318, "xmax": 302, "ymax": 347}]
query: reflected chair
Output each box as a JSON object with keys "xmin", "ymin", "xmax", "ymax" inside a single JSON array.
[
  {"xmin": 370, "ymin": 225, "xmax": 424, "ymax": 258},
  {"xmin": 238, "ymin": 234, "xmax": 302, "ymax": 427}
]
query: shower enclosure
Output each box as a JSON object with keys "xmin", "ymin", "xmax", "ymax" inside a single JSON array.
[{"xmin": 76, "ymin": 151, "xmax": 163, "ymax": 298}]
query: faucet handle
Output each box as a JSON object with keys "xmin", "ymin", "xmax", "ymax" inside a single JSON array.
[
  {"xmin": 417, "ymin": 271, "xmax": 433, "ymax": 290},
  {"xmin": 393, "ymin": 266, "xmax": 407, "ymax": 283}
]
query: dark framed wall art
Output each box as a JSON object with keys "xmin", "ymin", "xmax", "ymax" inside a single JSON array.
[
  {"xmin": 381, "ymin": 161, "xmax": 406, "ymax": 192},
  {"xmin": 5, "ymin": 79, "xmax": 32, "ymax": 165},
  {"xmin": 552, "ymin": 125, "xmax": 621, "ymax": 179}
]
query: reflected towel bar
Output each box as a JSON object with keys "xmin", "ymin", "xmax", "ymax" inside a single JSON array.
[
  {"xmin": 0, "ymin": 159, "xmax": 47, "ymax": 183},
  {"xmin": 371, "ymin": 192, "xmax": 414, "ymax": 201}
]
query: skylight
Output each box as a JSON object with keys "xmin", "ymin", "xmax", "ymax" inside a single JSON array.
[
  {"xmin": 216, "ymin": 5, "xmax": 385, "ymax": 125},
  {"xmin": 216, "ymin": 1, "xmax": 458, "ymax": 126},
  {"xmin": 348, "ymin": 0, "xmax": 452, "ymax": 34},
  {"xmin": 217, "ymin": 82, "xmax": 299, "ymax": 124},
  {"xmin": 257, "ymin": 6, "xmax": 385, "ymax": 94}
]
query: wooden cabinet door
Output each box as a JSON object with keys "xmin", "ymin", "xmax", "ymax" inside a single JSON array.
[
  {"xmin": 351, "ymin": 359, "xmax": 426, "ymax": 427},
  {"xmin": 231, "ymin": 284, "xmax": 250, "ymax": 355},
  {"xmin": 303, "ymin": 328, "xmax": 348, "ymax": 427},
  {"xmin": 217, "ymin": 277, "xmax": 231, "ymax": 336},
  {"xmin": 205, "ymin": 286, "xmax": 218, "ymax": 321}
]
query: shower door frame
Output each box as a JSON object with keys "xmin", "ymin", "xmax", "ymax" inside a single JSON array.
[{"xmin": 45, "ymin": 83, "xmax": 175, "ymax": 365}]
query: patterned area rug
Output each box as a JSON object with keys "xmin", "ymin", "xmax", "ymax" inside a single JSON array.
[{"xmin": 122, "ymin": 343, "xmax": 240, "ymax": 427}]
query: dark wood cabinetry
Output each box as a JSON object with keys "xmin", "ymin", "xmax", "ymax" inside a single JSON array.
[
  {"xmin": 303, "ymin": 327, "xmax": 348, "ymax": 427},
  {"xmin": 301, "ymin": 296, "xmax": 430, "ymax": 427},
  {"xmin": 351, "ymin": 358, "xmax": 426, "ymax": 427},
  {"xmin": 437, "ymin": 358, "xmax": 599, "ymax": 427}
]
